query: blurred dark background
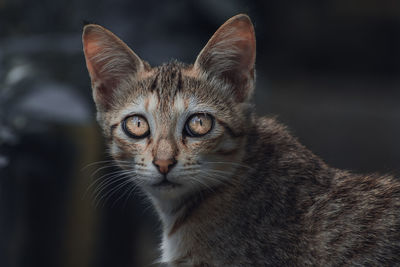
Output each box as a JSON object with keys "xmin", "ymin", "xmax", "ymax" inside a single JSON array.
[{"xmin": 0, "ymin": 1, "xmax": 399, "ymax": 266}]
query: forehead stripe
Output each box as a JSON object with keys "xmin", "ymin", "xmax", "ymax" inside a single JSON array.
[
  {"xmin": 177, "ymin": 70, "xmax": 183, "ymax": 91},
  {"xmin": 172, "ymin": 69, "xmax": 183, "ymax": 99},
  {"xmin": 150, "ymin": 73, "xmax": 160, "ymax": 92}
]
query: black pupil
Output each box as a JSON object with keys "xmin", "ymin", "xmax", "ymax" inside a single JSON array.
[
  {"xmin": 137, "ymin": 119, "xmax": 141, "ymax": 128},
  {"xmin": 199, "ymin": 118, "xmax": 203, "ymax": 126}
]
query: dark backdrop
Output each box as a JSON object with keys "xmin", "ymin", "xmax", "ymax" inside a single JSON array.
[{"xmin": 1, "ymin": 1, "xmax": 399, "ymax": 266}]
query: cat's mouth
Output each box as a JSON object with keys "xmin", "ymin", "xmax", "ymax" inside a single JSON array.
[{"xmin": 152, "ymin": 178, "xmax": 181, "ymax": 189}]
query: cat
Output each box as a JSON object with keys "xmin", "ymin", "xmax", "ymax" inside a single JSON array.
[{"xmin": 82, "ymin": 14, "xmax": 400, "ymax": 266}]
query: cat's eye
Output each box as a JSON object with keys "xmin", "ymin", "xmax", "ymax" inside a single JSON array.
[
  {"xmin": 184, "ymin": 113, "xmax": 213, "ymax": 137},
  {"xmin": 122, "ymin": 115, "xmax": 150, "ymax": 138}
]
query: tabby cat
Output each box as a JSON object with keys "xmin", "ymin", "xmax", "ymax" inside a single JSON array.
[{"xmin": 82, "ymin": 14, "xmax": 400, "ymax": 266}]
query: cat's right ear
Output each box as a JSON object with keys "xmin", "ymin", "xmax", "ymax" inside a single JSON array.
[{"xmin": 82, "ymin": 24, "xmax": 144, "ymax": 111}]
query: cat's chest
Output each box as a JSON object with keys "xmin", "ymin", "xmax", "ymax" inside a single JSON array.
[
  {"xmin": 160, "ymin": 224, "xmax": 229, "ymax": 266},
  {"xmin": 161, "ymin": 232, "xmax": 191, "ymax": 264}
]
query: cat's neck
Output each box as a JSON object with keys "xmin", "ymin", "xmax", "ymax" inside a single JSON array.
[
  {"xmin": 151, "ymin": 175, "xmax": 241, "ymax": 232},
  {"xmin": 156, "ymin": 175, "xmax": 247, "ymax": 264}
]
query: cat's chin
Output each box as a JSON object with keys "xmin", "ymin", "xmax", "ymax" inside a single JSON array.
[
  {"xmin": 143, "ymin": 185, "xmax": 189, "ymax": 206},
  {"xmin": 149, "ymin": 181, "xmax": 183, "ymax": 196},
  {"xmin": 148, "ymin": 180, "xmax": 185, "ymax": 192},
  {"xmin": 141, "ymin": 176, "xmax": 198, "ymax": 202},
  {"xmin": 152, "ymin": 179, "xmax": 181, "ymax": 189}
]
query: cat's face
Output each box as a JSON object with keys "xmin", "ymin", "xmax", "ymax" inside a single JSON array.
[
  {"xmin": 83, "ymin": 14, "xmax": 256, "ymax": 202},
  {"xmin": 98, "ymin": 65, "xmax": 251, "ymax": 200}
]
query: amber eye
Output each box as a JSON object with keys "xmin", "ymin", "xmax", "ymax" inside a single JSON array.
[
  {"xmin": 184, "ymin": 113, "xmax": 213, "ymax": 137},
  {"xmin": 122, "ymin": 115, "xmax": 150, "ymax": 138}
]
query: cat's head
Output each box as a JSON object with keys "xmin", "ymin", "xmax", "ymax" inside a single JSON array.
[{"xmin": 82, "ymin": 14, "xmax": 256, "ymax": 203}]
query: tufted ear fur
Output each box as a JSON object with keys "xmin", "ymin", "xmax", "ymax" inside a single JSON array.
[
  {"xmin": 82, "ymin": 24, "xmax": 145, "ymax": 110},
  {"xmin": 194, "ymin": 14, "xmax": 256, "ymax": 103}
]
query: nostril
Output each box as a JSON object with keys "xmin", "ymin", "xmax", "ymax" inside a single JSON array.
[{"xmin": 153, "ymin": 158, "xmax": 177, "ymax": 174}]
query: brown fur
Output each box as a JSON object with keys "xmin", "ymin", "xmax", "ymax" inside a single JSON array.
[{"xmin": 83, "ymin": 14, "xmax": 400, "ymax": 266}]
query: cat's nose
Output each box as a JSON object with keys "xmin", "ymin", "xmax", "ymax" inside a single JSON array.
[{"xmin": 152, "ymin": 158, "xmax": 177, "ymax": 174}]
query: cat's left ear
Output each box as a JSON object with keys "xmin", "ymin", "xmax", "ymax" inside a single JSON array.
[
  {"xmin": 194, "ymin": 14, "xmax": 256, "ymax": 103},
  {"xmin": 82, "ymin": 24, "xmax": 145, "ymax": 111}
]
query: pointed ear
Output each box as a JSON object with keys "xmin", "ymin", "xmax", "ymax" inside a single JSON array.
[
  {"xmin": 82, "ymin": 24, "xmax": 144, "ymax": 110},
  {"xmin": 194, "ymin": 14, "xmax": 256, "ymax": 102}
]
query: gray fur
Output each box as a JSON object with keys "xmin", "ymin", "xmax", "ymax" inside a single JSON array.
[{"xmin": 83, "ymin": 14, "xmax": 400, "ymax": 266}]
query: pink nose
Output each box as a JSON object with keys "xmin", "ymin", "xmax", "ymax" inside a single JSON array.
[{"xmin": 153, "ymin": 159, "xmax": 177, "ymax": 174}]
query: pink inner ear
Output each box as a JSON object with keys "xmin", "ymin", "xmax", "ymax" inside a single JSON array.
[
  {"xmin": 83, "ymin": 35, "xmax": 103, "ymax": 78},
  {"xmin": 225, "ymin": 19, "xmax": 256, "ymax": 72},
  {"xmin": 85, "ymin": 36, "xmax": 100, "ymax": 54}
]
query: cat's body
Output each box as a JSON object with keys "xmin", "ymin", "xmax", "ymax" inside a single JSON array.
[
  {"xmin": 83, "ymin": 15, "xmax": 400, "ymax": 266},
  {"xmin": 156, "ymin": 115, "xmax": 400, "ymax": 266},
  {"xmin": 161, "ymin": 116, "xmax": 400, "ymax": 266}
]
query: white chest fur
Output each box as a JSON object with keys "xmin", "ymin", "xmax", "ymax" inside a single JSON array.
[{"xmin": 161, "ymin": 231, "xmax": 189, "ymax": 264}]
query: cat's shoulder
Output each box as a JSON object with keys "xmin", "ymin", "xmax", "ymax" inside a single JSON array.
[
  {"xmin": 252, "ymin": 116, "xmax": 300, "ymax": 148},
  {"xmin": 254, "ymin": 116, "xmax": 286, "ymax": 131},
  {"xmin": 254, "ymin": 116, "xmax": 289, "ymax": 137},
  {"xmin": 332, "ymin": 171, "xmax": 400, "ymax": 201}
]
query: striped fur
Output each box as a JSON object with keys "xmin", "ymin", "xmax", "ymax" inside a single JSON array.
[{"xmin": 83, "ymin": 14, "xmax": 400, "ymax": 266}]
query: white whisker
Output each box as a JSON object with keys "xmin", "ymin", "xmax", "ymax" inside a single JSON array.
[{"xmin": 96, "ymin": 176, "xmax": 133, "ymax": 208}]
